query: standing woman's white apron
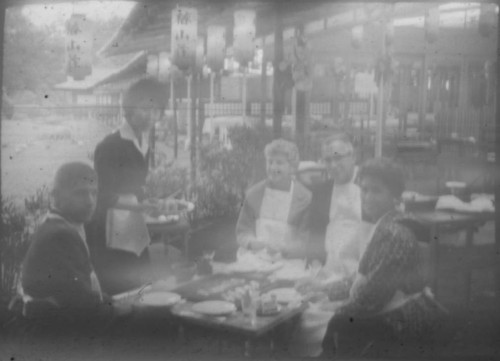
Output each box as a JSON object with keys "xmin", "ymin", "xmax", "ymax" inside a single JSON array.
[{"xmin": 255, "ymin": 182, "xmax": 294, "ymax": 249}]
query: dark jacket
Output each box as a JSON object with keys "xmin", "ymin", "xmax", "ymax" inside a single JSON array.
[
  {"xmin": 308, "ymin": 179, "xmax": 335, "ymax": 263},
  {"xmin": 22, "ymin": 216, "xmax": 111, "ymax": 318},
  {"xmin": 236, "ymin": 180, "xmax": 316, "ymax": 260},
  {"xmin": 86, "ymin": 131, "xmax": 151, "ymax": 295}
]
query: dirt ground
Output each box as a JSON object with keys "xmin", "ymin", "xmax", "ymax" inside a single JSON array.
[{"xmin": 1, "ymin": 115, "xmax": 187, "ymax": 205}]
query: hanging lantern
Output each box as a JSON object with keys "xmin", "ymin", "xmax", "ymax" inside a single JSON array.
[
  {"xmin": 195, "ymin": 36, "xmax": 205, "ymax": 72},
  {"xmin": 65, "ymin": 13, "xmax": 93, "ymax": 81},
  {"xmin": 351, "ymin": 25, "xmax": 364, "ymax": 49},
  {"xmin": 206, "ymin": 26, "xmax": 226, "ymax": 73},
  {"xmin": 425, "ymin": 6, "xmax": 439, "ymax": 44},
  {"xmin": 171, "ymin": 6, "xmax": 198, "ymax": 72},
  {"xmin": 479, "ymin": 3, "xmax": 497, "ymax": 38},
  {"xmin": 233, "ymin": 10, "xmax": 256, "ymax": 67},
  {"xmin": 147, "ymin": 54, "xmax": 159, "ymax": 76}
]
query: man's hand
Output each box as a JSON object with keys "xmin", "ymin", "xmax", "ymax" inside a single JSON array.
[{"xmin": 295, "ymin": 276, "xmax": 326, "ymax": 295}]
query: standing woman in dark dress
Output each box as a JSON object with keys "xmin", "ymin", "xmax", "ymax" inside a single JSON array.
[{"xmin": 86, "ymin": 77, "xmax": 168, "ymax": 295}]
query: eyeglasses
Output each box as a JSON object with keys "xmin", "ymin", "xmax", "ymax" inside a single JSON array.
[{"xmin": 322, "ymin": 153, "xmax": 352, "ymax": 163}]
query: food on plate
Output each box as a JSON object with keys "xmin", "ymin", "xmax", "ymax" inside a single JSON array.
[
  {"xmin": 258, "ymin": 294, "xmax": 280, "ymax": 316},
  {"xmin": 262, "ymin": 287, "xmax": 302, "ymax": 304},
  {"xmin": 192, "ymin": 300, "xmax": 236, "ymax": 316},
  {"xmin": 136, "ymin": 291, "xmax": 181, "ymax": 307}
]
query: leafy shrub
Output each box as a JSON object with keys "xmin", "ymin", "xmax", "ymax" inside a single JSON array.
[
  {"xmin": 1, "ymin": 199, "xmax": 30, "ymax": 301},
  {"xmin": 145, "ymin": 164, "xmax": 188, "ymax": 199},
  {"xmin": 1, "ymin": 186, "xmax": 50, "ymax": 301},
  {"xmin": 191, "ymin": 125, "xmax": 272, "ymax": 222}
]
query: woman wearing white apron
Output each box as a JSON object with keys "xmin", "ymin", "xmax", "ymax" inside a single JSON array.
[{"xmin": 236, "ymin": 139, "xmax": 313, "ymax": 260}]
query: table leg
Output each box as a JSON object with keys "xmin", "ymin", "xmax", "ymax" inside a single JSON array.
[
  {"xmin": 244, "ymin": 339, "xmax": 254, "ymax": 358},
  {"xmin": 429, "ymin": 226, "xmax": 440, "ymax": 296},
  {"xmin": 177, "ymin": 324, "xmax": 186, "ymax": 344},
  {"xmin": 183, "ymin": 230, "xmax": 191, "ymax": 259},
  {"xmin": 464, "ymin": 227, "xmax": 474, "ymax": 309}
]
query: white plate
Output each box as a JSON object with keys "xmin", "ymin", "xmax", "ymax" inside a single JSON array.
[
  {"xmin": 136, "ymin": 291, "xmax": 181, "ymax": 307},
  {"xmin": 263, "ymin": 288, "xmax": 302, "ymax": 304},
  {"xmin": 192, "ymin": 300, "xmax": 236, "ymax": 316}
]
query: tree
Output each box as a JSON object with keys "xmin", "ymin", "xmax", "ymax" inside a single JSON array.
[{"xmin": 3, "ymin": 8, "xmax": 66, "ymax": 100}]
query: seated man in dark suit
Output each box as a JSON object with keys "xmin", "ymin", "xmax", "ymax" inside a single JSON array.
[{"xmin": 21, "ymin": 162, "xmax": 113, "ymax": 331}]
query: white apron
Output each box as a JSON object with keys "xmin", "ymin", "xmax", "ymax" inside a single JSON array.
[
  {"xmin": 255, "ymin": 183, "xmax": 294, "ymax": 250},
  {"xmin": 323, "ymin": 182, "xmax": 367, "ymax": 280},
  {"xmin": 291, "ymin": 198, "xmax": 376, "ymax": 357},
  {"xmin": 106, "ymin": 194, "xmax": 150, "ymax": 257}
]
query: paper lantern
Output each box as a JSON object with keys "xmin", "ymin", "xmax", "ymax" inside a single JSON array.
[
  {"xmin": 233, "ymin": 10, "xmax": 256, "ymax": 67},
  {"xmin": 206, "ymin": 26, "xmax": 226, "ymax": 72},
  {"xmin": 171, "ymin": 6, "xmax": 198, "ymax": 71},
  {"xmin": 479, "ymin": 3, "xmax": 497, "ymax": 38},
  {"xmin": 351, "ymin": 25, "xmax": 363, "ymax": 49},
  {"xmin": 158, "ymin": 52, "xmax": 171, "ymax": 81},
  {"xmin": 147, "ymin": 54, "xmax": 159, "ymax": 76},
  {"xmin": 425, "ymin": 6, "xmax": 439, "ymax": 44},
  {"xmin": 65, "ymin": 14, "xmax": 93, "ymax": 81}
]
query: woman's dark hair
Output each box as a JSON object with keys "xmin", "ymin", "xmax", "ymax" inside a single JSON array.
[
  {"xmin": 358, "ymin": 157, "xmax": 405, "ymax": 198},
  {"xmin": 122, "ymin": 77, "xmax": 168, "ymax": 120}
]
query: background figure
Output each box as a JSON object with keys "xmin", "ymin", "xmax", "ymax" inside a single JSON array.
[
  {"xmin": 86, "ymin": 77, "xmax": 168, "ymax": 295},
  {"xmin": 21, "ymin": 162, "xmax": 112, "ymax": 332},
  {"xmin": 236, "ymin": 138, "xmax": 313, "ymax": 260}
]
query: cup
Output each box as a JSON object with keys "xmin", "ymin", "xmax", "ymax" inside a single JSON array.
[
  {"xmin": 446, "ymin": 181, "xmax": 470, "ymax": 202},
  {"xmin": 241, "ymin": 289, "xmax": 259, "ymax": 325},
  {"xmin": 171, "ymin": 261, "xmax": 196, "ymax": 283}
]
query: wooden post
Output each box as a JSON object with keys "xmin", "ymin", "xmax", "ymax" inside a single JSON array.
[
  {"xmin": 419, "ymin": 54, "xmax": 428, "ymax": 137},
  {"xmin": 171, "ymin": 77, "xmax": 178, "ymax": 158},
  {"xmin": 495, "ymin": 8, "xmax": 500, "ymax": 314},
  {"xmin": 242, "ymin": 67, "xmax": 247, "ymax": 124},
  {"xmin": 0, "ymin": 3, "xmax": 5, "ymax": 291},
  {"xmin": 189, "ymin": 74, "xmax": 197, "ymax": 196},
  {"xmin": 295, "ymin": 88, "xmax": 307, "ymax": 156},
  {"xmin": 375, "ymin": 20, "xmax": 386, "ymax": 157},
  {"xmin": 272, "ymin": 7, "xmax": 284, "ymax": 138},
  {"xmin": 260, "ymin": 46, "xmax": 267, "ymax": 127}
]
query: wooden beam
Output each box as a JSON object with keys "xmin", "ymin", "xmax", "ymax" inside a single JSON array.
[
  {"xmin": 495, "ymin": 4, "xmax": 500, "ymax": 315},
  {"xmin": 272, "ymin": 6, "xmax": 284, "ymax": 139}
]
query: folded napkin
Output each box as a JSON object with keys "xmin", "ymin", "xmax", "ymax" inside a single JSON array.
[{"xmin": 106, "ymin": 194, "xmax": 150, "ymax": 256}]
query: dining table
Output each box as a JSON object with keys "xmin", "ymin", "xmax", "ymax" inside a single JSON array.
[
  {"xmin": 112, "ymin": 256, "xmax": 316, "ymax": 357},
  {"xmin": 410, "ymin": 208, "xmax": 496, "ymax": 307}
]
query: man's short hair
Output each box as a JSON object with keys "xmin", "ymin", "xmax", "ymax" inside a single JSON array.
[
  {"xmin": 264, "ymin": 138, "xmax": 300, "ymax": 169},
  {"xmin": 358, "ymin": 157, "xmax": 405, "ymax": 198},
  {"xmin": 321, "ymin": 132, "xmax": 354, "ymax": 155},
  {"xmin": 122, "ymin": 77, "xmax": 168, "ymax": 120},
  {"xmin": 52, "ymin": 162, "xmax": 97, "ymax": 195}
]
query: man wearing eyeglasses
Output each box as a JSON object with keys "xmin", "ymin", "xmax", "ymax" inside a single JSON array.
[
  {"xmin": 291, "ymin": 132, "xmax": 372, "ymax": 357},
  {"xmin": 309, "ymin": 132, "xmax": 368, "ymax": 278}
]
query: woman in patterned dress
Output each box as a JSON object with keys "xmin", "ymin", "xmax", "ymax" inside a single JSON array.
[{"xmin": 319, "ymin": 158, "xmax": 445, "ymax": 358}]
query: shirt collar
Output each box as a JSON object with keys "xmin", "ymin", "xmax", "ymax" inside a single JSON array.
[
  {"xmin": 46, "ymin": 210, "xmax": 86, "ymax": 244},
  {"xmin": 119, "ymin": 119, "xmax": 150, "ymax": 157}
]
